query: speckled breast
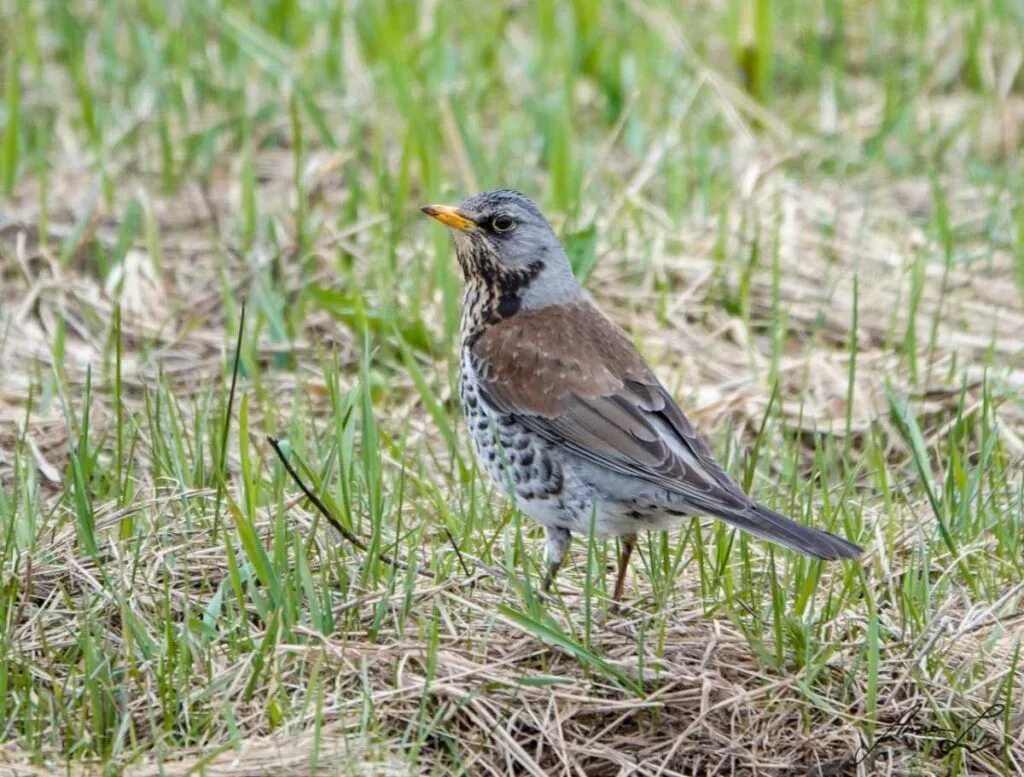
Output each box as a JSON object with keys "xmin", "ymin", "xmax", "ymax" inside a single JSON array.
[{"xmin": 458, "ymin": 346, "xmax": 567, "ymax": 510}]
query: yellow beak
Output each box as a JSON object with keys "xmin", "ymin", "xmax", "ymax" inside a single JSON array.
[{"xmin": 420, "ymin": 204, "xmax": 476, "ymax": 231}]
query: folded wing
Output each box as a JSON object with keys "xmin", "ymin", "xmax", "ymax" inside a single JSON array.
[{"xmin": 469, "ymin": 303, "xmax": 862, "ymax": 560}]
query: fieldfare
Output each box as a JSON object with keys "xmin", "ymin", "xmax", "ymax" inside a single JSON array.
[{"xmin": 422, "ymin": 189, "xmax": 862, "ymax": 600}]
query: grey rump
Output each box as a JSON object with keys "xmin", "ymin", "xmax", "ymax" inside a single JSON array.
[{"xmin": 422, "ymin": 189, "xmax": 863, "ymax": 600}]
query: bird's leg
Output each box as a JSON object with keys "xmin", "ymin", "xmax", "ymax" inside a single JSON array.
[
  {"xmin": 612, "ymin": 533, "xmax": 637, "ymax": 602},
  {"xmin": 541, "ymin": 526, "xmax": 572, "ymax": 593}
]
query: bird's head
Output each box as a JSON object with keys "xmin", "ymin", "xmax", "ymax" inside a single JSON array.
[{"xmin": 421, "ymin": 189, "xmax": 582, "ymax": 321}]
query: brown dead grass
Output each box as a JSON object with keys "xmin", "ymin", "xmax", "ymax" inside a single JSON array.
[{"xmin": 2, "ymin": 27, "xmax": 1024, "ymax": 777}]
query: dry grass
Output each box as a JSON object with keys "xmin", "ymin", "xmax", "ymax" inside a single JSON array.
[{"xmin": 2, "ymin": 2, "xmax": 1024, "ymax": 775}]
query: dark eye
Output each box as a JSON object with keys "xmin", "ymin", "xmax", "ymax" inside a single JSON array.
[{"xmin": 491, "ymin": 214, "xmax": 516, "ymax": 233}]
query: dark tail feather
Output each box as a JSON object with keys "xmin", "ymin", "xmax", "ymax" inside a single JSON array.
[{"xmin": 716, "ymin": 503, "xmax": 863, "ymax": 560}]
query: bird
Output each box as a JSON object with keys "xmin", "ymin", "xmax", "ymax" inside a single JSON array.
[{"xmin": 421, "ymin": 189, "xmax": 863, "ymax": 600}]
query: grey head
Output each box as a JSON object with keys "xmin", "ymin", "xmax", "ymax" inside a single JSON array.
[{"xmin": 421, "ymin": 189, "xmax": 584, "ymax": 318}]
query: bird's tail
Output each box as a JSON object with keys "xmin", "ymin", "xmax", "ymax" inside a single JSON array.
[{"xmin": 713, "ymin": 502, "xmax": 863, "ymax": 560}]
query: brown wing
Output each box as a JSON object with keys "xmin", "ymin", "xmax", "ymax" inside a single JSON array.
[
  {"xmin": 469, "ymin": 302, "xmax": 863, "ymax": 560},
  {"xmin": 469, "ymin": 302, "xmax": 749, "ymax": 513}
]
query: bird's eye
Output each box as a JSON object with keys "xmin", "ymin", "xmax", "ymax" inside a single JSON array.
[{"xmin": 491, "ymin": 215, "xmax": 516, "ymax": 233}]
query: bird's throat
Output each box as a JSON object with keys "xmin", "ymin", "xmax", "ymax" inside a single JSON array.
[{"xmin": 456, "ymin": 250, "xmax": 544, "ymax": 337}]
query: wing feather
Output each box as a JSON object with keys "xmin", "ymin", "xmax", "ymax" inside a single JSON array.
[
  {"xmin": 468, "ymin": 302, "xmax": 863, "ymax": 560},
  {"xmin": 469, "ymin": 304, "xmax": 747, "ymax": 510}
]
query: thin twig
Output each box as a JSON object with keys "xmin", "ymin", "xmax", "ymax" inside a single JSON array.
[
  {"xmin": 267, "ymin": 435, "xmax": 435, "ymax": 578},
  {"xmin": 443, "ymin": 526, "xmax": 472, "ymax": 577}
]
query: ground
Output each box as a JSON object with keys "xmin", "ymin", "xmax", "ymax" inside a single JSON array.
[{"xmin": 1, "ymin": 1, "xmax": 1023, "ymax": 775}]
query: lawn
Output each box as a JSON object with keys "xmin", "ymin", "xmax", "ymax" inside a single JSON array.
[{"xmin": 1, "ymin": 1, "xmax": 1023, "ymax": 774}]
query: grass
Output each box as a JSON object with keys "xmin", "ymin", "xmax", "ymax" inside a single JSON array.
[{"xmin": 1, "ymin": 0, "xmax": 1023, "ymax": 774}]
